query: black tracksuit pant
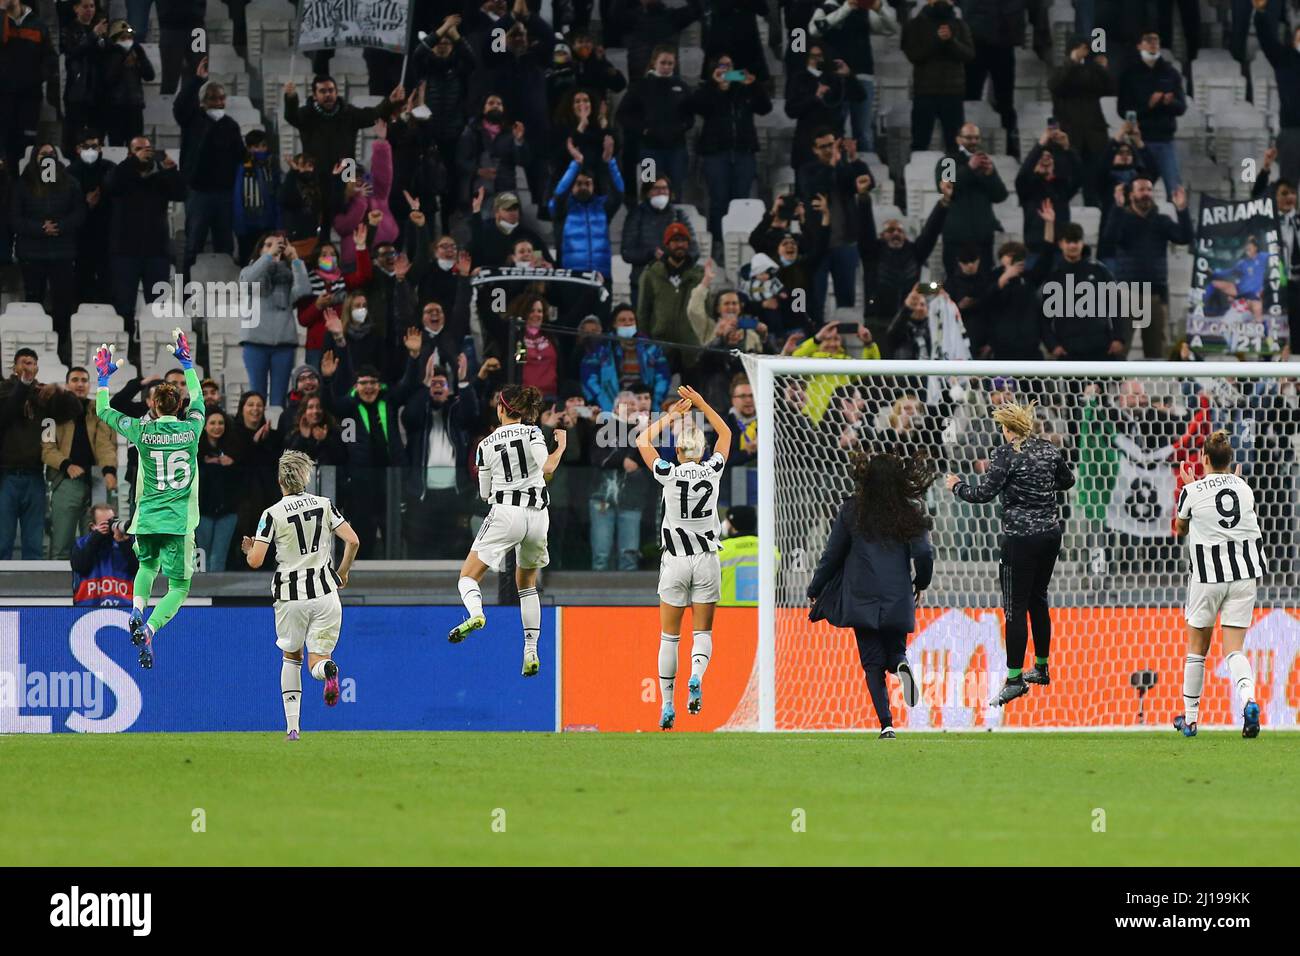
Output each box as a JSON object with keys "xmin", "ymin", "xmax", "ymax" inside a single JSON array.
[
  {"xmin": 854, "ymin": 626, "xmax": 909, "ymax": 728},
  {"xmin": 999, "ymin": 526, "xmax": 1062, "ymax": 670}
]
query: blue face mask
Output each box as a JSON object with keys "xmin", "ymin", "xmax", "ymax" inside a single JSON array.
[{"xmin": 616, "ymin": 325, "xmax": 637, "ymax": 338}]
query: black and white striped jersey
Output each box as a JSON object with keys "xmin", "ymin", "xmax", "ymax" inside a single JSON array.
[
  {"xmin": 476, "ymin": 423, "xmax": 549, "ymax": 509},
  {"xmin": 1177, "ymin": 473, "xmax": 1266, "ymax": 584},
  {"xmin": 653, "ymin": 453, "xmax": 725, "ymax": 556},
  {"xmin": 254, "ymin": 492, "xmax": 348, "ymax": 601}
]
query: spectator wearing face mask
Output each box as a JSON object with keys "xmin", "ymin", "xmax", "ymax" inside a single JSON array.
[
  {"xmin": 621, "ymin": 175, "xmax": 698, "ymax": 305},
  {"xmin": 233, "ymin": 129, "xmax": 282, "ymax": 265},
  {"xmin": 100, "ymin": 21, "xmax": 153, "ymax": 147},
  {"xmin": 580, "ymin": 305, "xmax": 672, "ymax": 411},
  {"xmin": 1117, "ymin": 31, "xmax": 1186, "ymax": 200},
  {"xmin": 59, "ymin": 0, "xmax": 107, "ymax": 156},
  {"xmin": 298, "ymin": 232, "xmax": 374, "ymax": 369},
  {"xmin": 413, "ymin": 233, "xmax": 467, "ymax": 316},
  {"xmin": 750, "ymin": 200, "xmax": 832, "ymax": 342},
  {"xmin": 43, "ymin": 367, "xmax": 118, "ymax": 559},
  {"xmin": 67, "ymin": 128, "xmax": 116, "ymax": 305},
  {"xmin": 11, "ymin": 141, "xmax": 86, "ymax": 364},
  {"xmin": 467, "ymin": 190, "xmax": 552, "ymax": 267},
  {"xmin": 173, "ymin": 56, "xmax": 243, "ymax": 275},
  {"xmin": 238, "ymin": 231, "xmax": 313, "ymax": 407}
]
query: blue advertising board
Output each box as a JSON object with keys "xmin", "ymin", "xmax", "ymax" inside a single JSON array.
[{"xmin": 0, "ymin": 606, "xmax": 556, "ymax": 733}]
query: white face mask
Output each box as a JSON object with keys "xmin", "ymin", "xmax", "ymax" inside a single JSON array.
[
  {"xmin": 117, "ymin": 38, "xmax": 134, "ymax": 50},
  {"xmin": 807, "ymin": 66, "xmax": 822, "ymax": 77},
  {"xmin": 649, "ymin": 194, "xmax": 669, "ymax": 210},
  {"xmin": 779, "ymin": 254, "xmax": 796, "ymax": 266},
  {"xmin": 498, "ymin": 219, "xmax": 518, "ymax": 234},
  {"xmin": 206, "ymin": 108, "xmax": 225, "ymax": 121},
  {"xmin": 79, "ymin": 148, "xmax": 99, "ymax": 164},
  {"xmin": 351, "ymin": 307, "xmax": 368, "ymax": 323},
  {"xmin": 437, "ymin": 257, "xmax": 456, "ymax": 271},
  {"xmin": 1140, "ymin": 49, "xmax": 1160, "ymax": 64},
  {"xmin": 411, "ymin": 105, "xmax": 432, "ymax": 120}
]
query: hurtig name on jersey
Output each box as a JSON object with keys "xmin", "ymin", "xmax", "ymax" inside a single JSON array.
[{"xmin": 282, "ymin": 495, "xmax": 320, "ymax": 514}]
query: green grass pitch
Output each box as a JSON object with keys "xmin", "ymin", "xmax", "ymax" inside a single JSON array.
[{"xmin": 3, "ymin": 731, "xmax": 1298, "ymax": 866}]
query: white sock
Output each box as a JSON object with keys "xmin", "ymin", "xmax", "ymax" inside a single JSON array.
[
  {"xmin": 132, "ymin": 594, "xmax": 147, "ymax": 613},
  {"xmin": 281, "ymin": 657, "xmax": 302, "ymax": 733},
  {"xmin": 310, "ymin": 659, "xmax": 329, "ymax": 681},
  {"xmin": 1225, "ymin": 651, "xmax": 1256, "ymax": 710},
  {"xmin": 1183, "ymin": 653, "xmax": 1205, "ymax": 724},
  {"xmin": 518, "ymin": 587, "xmax": 540, "ymax": 655},
  {"xmin": 690, "ymin": 631, "xmax": 712, "ymax": 681},
  {"xmin": 658, "ymin": 633, "xmax": 679, "ymax": 706},
  {"xmin": 458, "ymin": 576, "xmax": 483, "ymax": 618}
]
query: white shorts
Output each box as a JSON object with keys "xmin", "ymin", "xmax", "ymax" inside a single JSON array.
[
  {"xmin": 658, "ymin": 552, "xmax": 722, "ymax": 607},
  {"xmin": 473, "ymin": 505, "xmax": 550, "ymax": 572},
  {"xmin": 1185, "ymin": 577, "xmax": 1258, "ymax": 629},
  {"xmin": 274, "ymin": 593, "xmax": 343, "ymax": 656}
]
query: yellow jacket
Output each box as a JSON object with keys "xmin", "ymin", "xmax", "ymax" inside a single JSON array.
[{"xmin": 792, "ymin": 336, "xmax": 882, "ymax": 425}]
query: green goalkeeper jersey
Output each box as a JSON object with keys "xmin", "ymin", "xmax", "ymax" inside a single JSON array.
[{"xmin": 97, "ymin": 368, "xmax": 205, "ymax": 536}]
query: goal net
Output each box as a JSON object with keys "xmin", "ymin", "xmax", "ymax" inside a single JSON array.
[{"xmin": 727, "ymin": 357, "xmax": 1300, "ymax": 732}]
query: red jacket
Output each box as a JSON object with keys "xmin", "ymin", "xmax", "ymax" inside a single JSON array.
[{"xmin": 297, "ymin": 249, "xmax": 373, "ymax": 350}]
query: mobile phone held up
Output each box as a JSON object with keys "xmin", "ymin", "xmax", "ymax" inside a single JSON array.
[
  {"xmin": 723, "ymin": 70, "xmax": 746, "ymax": 82},
  {"xmin": 738, "ymin": 316, "xmax": 758, "ymax": 331}
]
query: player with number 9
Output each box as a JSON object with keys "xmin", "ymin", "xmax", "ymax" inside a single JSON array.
[{"xmin": 94, "ymin": 331, "xmax": 204, "ymax": 668}]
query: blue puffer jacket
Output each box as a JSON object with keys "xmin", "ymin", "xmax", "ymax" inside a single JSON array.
[
  {"xmin": 548, "ymin": 157, "xmax": 625, "ymax": 278},
  {"xmin": 580, "ymin": 336, "xmax": 672, "ymax": 412}
]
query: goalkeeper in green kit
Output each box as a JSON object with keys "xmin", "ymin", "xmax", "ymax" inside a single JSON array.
[{"xmin": 95, "ymin": 330, "xmax": 204, "ymax": 668}]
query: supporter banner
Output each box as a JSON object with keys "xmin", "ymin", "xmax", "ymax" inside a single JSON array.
[
  {"xmin": 296, "ymin": 0, "xmax": 411, "ymax": 54},
  {"xmin": 471, "ymin": 266, "xmax": 611, "ymax": 302},
  {"xmin": 1189, "ymin": 194, "xmax": 1290, "ymax": 355},
  {"xmin": 0, "ymin": 606, "xmax": 554, "ymax": 733},
  {"xmin": 562, "ymin": 606, "xmax": 1300, "ymax": 731}
]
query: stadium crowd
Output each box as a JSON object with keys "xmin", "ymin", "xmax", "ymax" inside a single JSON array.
[{"xmin": 0, "ymin": 0, "xmax": 1298, "ymax": 572}]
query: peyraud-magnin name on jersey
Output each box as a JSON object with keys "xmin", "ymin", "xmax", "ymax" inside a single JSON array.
[{"xmin": 148, "ymin": 276, "xmax": 262, "ymax": 329}]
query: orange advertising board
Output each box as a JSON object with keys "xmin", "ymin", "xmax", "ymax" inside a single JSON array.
[{"xmin": 561, "ymin": 606, "xmax": 1300, "ymax": 731}]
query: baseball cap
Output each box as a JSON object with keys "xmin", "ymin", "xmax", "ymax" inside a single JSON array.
[{"xmin": 493, "ymin": 192, "xmax": 521, "ymax": 212}]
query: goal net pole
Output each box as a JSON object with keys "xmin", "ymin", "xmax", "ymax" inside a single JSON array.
[{"xmin": 750, "ymin": 357, "xmax": 1290, "ymax": 733}]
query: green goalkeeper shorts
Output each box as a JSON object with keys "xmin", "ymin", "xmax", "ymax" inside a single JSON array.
[{"xmin": 134, "ymin": 533, "xmax": 196, "ymax": 582}]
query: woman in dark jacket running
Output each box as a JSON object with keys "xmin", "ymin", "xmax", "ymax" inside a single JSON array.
[
  {"xmin": 808, "ymin": 451, "xmax": 935, "ymax": 737},
  {"xmin": 945, "ymin": 399, "xmax": 1075, "ymax": 707}
]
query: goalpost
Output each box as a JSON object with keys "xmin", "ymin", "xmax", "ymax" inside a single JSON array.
[{"xmin": 734, "ymin": 358, "xmax": 1300, "ymax": 732}]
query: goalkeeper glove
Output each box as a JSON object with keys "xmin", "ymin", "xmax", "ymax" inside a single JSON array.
[
  {"xmin": 94, "ymin": 344, "xmax": 118, "ymax": 387},
  {"xmin": 171, "ymin": 328, "xmax": 193, "ymax": 369}
]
